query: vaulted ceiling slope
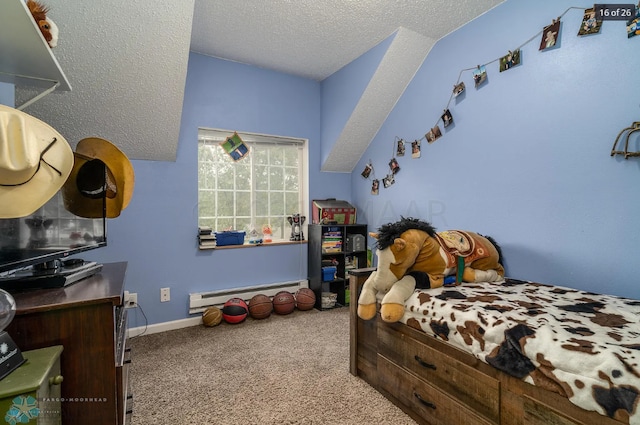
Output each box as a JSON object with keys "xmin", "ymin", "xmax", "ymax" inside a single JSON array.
[{"xmin": 14, "ymin": 0, "xmax": 503, "ymax": 163}]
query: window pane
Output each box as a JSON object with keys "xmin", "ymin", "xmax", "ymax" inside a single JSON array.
[
  {"xmin": 200, "ymin": 218, "xmax": 216, "ymax": 229},
  {"xmin": 198, "ymin": 144, "xmax": 215, "ymax": 162},
  {"xmin": 236, "ymin": 218, "xmax": 251, "ymax": 235},
  {"xmin": 285, "ymin": 192, "xmax": 299, "ymax": 214},
  {"xmin": 218, "ymin": 191, "xmax": 234, "ymax": 216},
  {"xmin": 253, "ymin": 148, "xmax": 269, "ymax": 165},
  {"xmin": 269, "ymin": 192, "xmax": 284, "ymax": 216},
  {"xmin": 236, "ymin": 191, "xmax": 251, "ymax": 216},
  {"xmin": 235, "ymin": 164, "xmax": 251, "ymax": 190},
  {"xmin": 284, "ymin": 168, "xmax": 298, "ymax": 191},
  {"xmin": 284, "ymin": 148, "xmax": 299, "ymax": 167},
  {"xmin": 218, "ymin": 217, "xmax": 233, "ymax": 230},
  {"xmin": 269, "ymin": 167, "xmax": 284, "ymax": 191},
  {"xmin": 199, "ymin": 191, "xmax": 216, "ymax": 216},
  {"xmin": 255, "ymin": 165, "xmax": 268, "ymax": 190},
  {"xmin": 270, "ymin": 146, "xmax": 284, "ymax": 165},
  {"xmin": 218, "ymin": 168, "xmax": 234, "ymax": 190},
  {"xmin": 255, "ymin": 191, "xmax": 269, "ymax": 215}
]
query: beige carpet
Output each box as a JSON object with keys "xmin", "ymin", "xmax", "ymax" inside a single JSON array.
[{"xmin": 129, "ymin": 307, "xmax": 418, "ymax": 425}]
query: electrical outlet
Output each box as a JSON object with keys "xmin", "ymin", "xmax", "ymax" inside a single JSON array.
[
  {"xmin": 160, "ymin": 287, "xmax": 170, "ymax": 302},
  {"xmin": 124, "ymin": 291, "xmax": 138, "ymax": 308}
]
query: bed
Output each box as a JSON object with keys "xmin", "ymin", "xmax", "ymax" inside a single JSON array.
[{"xmin": 349, "ymin": 268, "xmax": 640, "ymax": 425}]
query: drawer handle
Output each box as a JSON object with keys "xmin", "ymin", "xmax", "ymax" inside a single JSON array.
[
  {"xmin": 414, "ymin": 355, "xmax": 437, "ymax": 370},
  {"xmin": 413, "ymin": 392, "xmax": 436, "ymax": 410}
]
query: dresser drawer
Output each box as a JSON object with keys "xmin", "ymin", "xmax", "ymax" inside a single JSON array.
[
  {"xmin": 378, "ymin": 355, "xmax": 494, "ymax": 425},
  {"xmin": 378, "ymin": 322, "xmax": 500, "ymax": 424},
  {"xmin": 523, "ymin": 396, "xmax": 582, "ymax": 425}
]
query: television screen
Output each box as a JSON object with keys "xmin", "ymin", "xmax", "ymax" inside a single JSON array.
[{"xmin": 0, "ymin": 191, "xmax": 106, "ymax": 287}]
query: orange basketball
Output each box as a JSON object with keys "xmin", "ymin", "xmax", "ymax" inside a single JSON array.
[
  {"xmin": 272, "ymin": 291, "xmax": 295, "ymax": 315},
  {"xmin": 248, "ymin": 294, "xmax": 273, "ymax": 319},
  {"xmin": 295, "ymin": 288, "xmax": 316, "ymax": 311}
]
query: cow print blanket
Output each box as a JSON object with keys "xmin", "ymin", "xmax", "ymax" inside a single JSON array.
[{"xmin": 400, "ymin": 278, "xmax": 640, "ymax": 424}]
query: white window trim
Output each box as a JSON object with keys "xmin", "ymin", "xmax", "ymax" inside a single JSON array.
[{"xmin": 197, "ymin": 127, "xmax": 309, "ymax": 243}]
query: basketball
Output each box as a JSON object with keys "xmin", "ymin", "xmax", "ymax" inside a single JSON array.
[
  {"xmin": 202, "ymin": 306, "xmax": 223, "ymax": 327},
  {"xmin": 248, "ymin": 294, "xmax": 273, "ymax": 319},
  {"xmin": 272, "ymin": 291, "xmax": 295, "ymax": 315},
  {"xmin": 222, "ymin": 297, "xmax": 249, "ymax": 324},
  {"xmin": 295, "ymin": 288, "xmax": 316, "ymax": 311}
]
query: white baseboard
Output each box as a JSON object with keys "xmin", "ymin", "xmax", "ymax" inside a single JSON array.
[{"xmin": 127, "ymin": 316, "xmax": 202, "ymax": 338}]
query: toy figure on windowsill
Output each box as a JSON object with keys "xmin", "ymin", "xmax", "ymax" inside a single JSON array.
[
  {"xmin": 262, "ymin": 224, "xmax": 273, "ymax": 243},
  {"xmin": 287, "ymin": 214, "xmax": 305, "ymax": 241}
]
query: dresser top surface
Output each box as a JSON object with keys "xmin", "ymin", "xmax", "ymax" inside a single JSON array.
[{"xmin": 10, "ymin": 262, "xmax": 127, "ymax": 315}]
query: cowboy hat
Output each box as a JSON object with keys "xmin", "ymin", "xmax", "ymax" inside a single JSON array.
[
  {"xmin": 0, "ymin": 104, "xmax": 73, "ymax": 218},
  {"xmin": 62, "ymin": 137, "xmax": 134, "ymax": 218}
]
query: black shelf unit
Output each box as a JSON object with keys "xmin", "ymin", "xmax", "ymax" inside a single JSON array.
[{"xmin": 308, "ymin": 224, "xmax": 367, "ymax": 310}]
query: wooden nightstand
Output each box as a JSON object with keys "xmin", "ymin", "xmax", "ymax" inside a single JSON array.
[{"xmin": 0, "ymin": 346, "xmax": 63, "ymax": 425}]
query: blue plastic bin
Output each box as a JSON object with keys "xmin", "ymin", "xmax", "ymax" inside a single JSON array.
[
  {"xmin": 322, "ymin": 266, "xmax": 337, "ymax": 281},
  {"xmin": 215, "ymin": 231, "xmax": 246, "ymax": 246}
]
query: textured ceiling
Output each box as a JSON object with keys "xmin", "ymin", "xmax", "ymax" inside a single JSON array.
[
  {"xmin": 16, "ymin": 0, "xmax": 195, "ymax": 162},
  {"xmin": 191, "ymin": 0, "xmax": 505, "ymax": 81},
  {"xmin": 13, "ymin": 0, "xmax": 503, "ymax": 163}
]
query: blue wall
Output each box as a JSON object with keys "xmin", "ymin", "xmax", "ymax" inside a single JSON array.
[
  {"xmin": 351, "ymin": 0, "xmax": 640, "ymax": 299},
  {"xmin": 321, "ymin": 32, "xmax": 396, "ymax": 164},
  {"xmin": 83, "ymin": 53, "xmax": 351, "ymax": 327}
]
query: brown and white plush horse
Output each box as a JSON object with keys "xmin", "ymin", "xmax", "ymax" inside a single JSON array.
[{"xmin": 357, "ymin": 217, "xmax": 505, "ymax": 323}]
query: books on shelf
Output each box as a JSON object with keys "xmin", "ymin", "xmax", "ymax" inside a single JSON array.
[
  {"xmin": 198, "ymin": 227, "xmax": 216, "ymax": 248},
  {"xmin": 199, "ymin": 226, "xmax": 213, "ymax": 235},
  {"xmin": 322, "ymin": 229, "xmax": 342, "ymax": 253}
]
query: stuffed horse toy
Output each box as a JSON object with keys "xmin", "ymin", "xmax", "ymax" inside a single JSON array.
[{"xmin": 357, "ymin": 217, "xmax": 505, "ymax": 323}]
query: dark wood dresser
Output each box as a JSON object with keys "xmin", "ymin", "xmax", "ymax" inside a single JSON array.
[{"xmin": 5, "ymin": 262, "xmax": 131, "ymax": 425}]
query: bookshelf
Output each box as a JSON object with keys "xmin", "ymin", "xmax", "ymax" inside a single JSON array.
[{"xmin": 308, "ymin": 224, "xmax": 367, "ymax": 309}]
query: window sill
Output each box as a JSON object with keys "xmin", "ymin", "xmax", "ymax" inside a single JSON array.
[{"xmin": 198, "ymin": 240, "xmax": 307, "ymax": 250}]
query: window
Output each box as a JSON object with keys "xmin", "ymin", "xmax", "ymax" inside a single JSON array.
[{"xmin": 198, "ymin": 128, "xmax": 308, "ymax": 242}]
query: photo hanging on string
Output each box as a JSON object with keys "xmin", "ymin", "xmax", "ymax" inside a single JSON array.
[
  {"xmin": 371, "ymin": 179, "xmax": 380, "ymax": 195},
  {"xmin": 453, "ymin": 82, "xmax": 465, "ymax": 97},
  {"xmin": 389, "ymin": 158, "xmax": 400, "ymax": 175},
  {"xmin": 426, "ymin": 126, "xmax": 442, "ymax": 143},
  {"xmin": 499, "ymin": 49, "xmax": 521, "ymax": 72},
  {"xmin": 473, "ymin": 65, "xmax": 487, "ymax": 88},
  {"xmin": 396, "ymin": 139, "xmax": 405, "ymax": 157},
  {"xmin": 441, "ymin": 109, "xmax": 453, "ymax": 128},
  {"xmin": 382, "ymin": 174, "xmax": 395, "ymax": 188},
  {"xmin": 411, "ymin": 140, "xmax": 421, "ymax": 158},
  {"xmin": 628, "ymin": 8, "xmax": 640, "ymax": 38},
  {"xmin": 539, "ymin": 20, "xmax": 560, "ymax": 50},
  {"xmin": 578, "ymin": 8, "xmax": 602, "ymax": 36},
  {"xmin": 361, "ymin": 163, "xmax": 373, "ymax": 179}
]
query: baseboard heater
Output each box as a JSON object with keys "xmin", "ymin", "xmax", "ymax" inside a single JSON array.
[{"xmin": 189, "ymin": 279, "xmax": 309, "ymax": 314}]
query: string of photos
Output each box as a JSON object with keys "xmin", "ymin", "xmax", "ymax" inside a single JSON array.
[{"xmin": 361, "ymin": 4, "xmax": 640, "ymax": 194}]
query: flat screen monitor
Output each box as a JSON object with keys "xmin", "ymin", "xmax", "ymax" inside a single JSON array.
[{"xmin": 0, "ymin": 190, "xmax": 106, "ymax": 290}]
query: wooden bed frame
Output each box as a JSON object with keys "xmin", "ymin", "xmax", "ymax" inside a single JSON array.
[{"xmin": 348, "ymin": 268, "xmax": 626, "ymax": 425}]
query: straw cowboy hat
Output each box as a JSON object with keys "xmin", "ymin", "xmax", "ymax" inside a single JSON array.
[
  {"xmin": 0, "ymin": 105, "xmax": 73, "ymax": 218},
  {"xmin": 62, "ymin": 137, "xmax": 134, "ymax": 218}
]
